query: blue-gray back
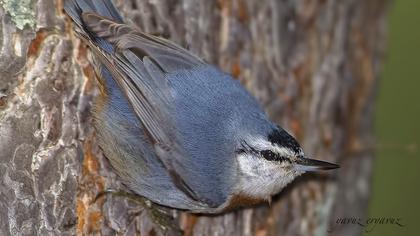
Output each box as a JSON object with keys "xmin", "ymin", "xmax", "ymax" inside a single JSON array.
[{"xmin": 168, "ymin": 65, "xmax": 274, "ymax": 206}]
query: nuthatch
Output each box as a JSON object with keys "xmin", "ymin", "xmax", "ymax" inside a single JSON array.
[{"xmin": 65, "ymin": 0, "xmax": 339, "ymax": 213}]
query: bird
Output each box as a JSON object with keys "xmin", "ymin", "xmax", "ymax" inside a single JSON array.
[{"xmin": 64, "ymin": 0, "xmax": 339, "ymax": 214}]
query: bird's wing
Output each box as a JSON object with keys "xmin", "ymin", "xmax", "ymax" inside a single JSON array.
[{"xmin": 81, "ymin": 13, "xmax": 206, "ymax": 202}]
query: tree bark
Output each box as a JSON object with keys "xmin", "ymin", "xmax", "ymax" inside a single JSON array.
[{"xmin": 0, "ymin": 0, "xmax": 388, "ymax": 235}]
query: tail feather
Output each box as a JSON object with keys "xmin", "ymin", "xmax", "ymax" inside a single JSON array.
[
  {"xmin": 64, "ymin": 0, "xmax": 123, "ymax": 53},
  {"xmin": 64, "ymin": 0, "xmax": 123, "ymax": 25}
]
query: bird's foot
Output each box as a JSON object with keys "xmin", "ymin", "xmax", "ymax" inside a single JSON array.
[{"xmin": 94, "ymin": 189, "xmax": 182, "ymax": 235}]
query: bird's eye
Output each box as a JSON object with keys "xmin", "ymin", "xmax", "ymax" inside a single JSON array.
[{"xmin": 260, "ymin": 150, "xmax": 278, "ymax": 161}]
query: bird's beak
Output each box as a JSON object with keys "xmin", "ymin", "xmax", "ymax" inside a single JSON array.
[{"xmin": 294, "ymin": 157, "xmax": 340, "ymax": 172}]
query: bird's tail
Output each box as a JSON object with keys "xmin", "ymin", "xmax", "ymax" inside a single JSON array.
[
  {"xmin": 64, "ymin": 0, "xmax": 123, "ymax": 52},
  {"xmin": 64, "ymin": 0, "xmax": 123, "ymax": 24}
]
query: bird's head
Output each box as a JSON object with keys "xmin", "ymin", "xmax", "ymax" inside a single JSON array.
[{"xmin": 234, "ymin": 126, "xmax": 339, "ymax": 200}]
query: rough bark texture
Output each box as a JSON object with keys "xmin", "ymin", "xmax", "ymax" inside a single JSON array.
[{"xmin": 0, "ymin": 0, "xmax": 388, "ymax": 235}]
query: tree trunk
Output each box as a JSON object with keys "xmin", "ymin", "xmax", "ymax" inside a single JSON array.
[{"xmin": 0, "ymin": 0, "xmax": 388, "ymax": 235}]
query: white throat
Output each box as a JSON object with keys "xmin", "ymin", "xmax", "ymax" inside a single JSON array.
[{"xmin": 234, "ymin": 152, "xmax": 302, "ymax": 200}]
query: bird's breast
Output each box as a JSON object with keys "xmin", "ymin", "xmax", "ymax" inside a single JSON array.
[{"xmin": 220, "ymin": 194, "xmax": 266, "ymax": 212}]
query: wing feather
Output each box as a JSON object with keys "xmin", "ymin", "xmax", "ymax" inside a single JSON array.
[{"xmin": 80, "ymin": 12, "xmax": 207, "ymax": 202}]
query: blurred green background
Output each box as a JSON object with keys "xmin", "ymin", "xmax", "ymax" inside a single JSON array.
[{"xmin": 366, "ymin": 0, "xmax": 420, "ymax": 235}]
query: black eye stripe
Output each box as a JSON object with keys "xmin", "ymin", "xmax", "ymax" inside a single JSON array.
[
  {"xmin": 238, "ymin": 141, "xmax": 258, "ymax": 154},
  {"xmin": 260, "ymin": 150, "xmax": 276, "ymax": 161},
  {"xmin": 237, "ymin": 141, "xmax": 292, "ymax": 163},
  {"xmin": 235, "ymin": 148, "xmax": 246, "ymax": 154},
  {"xmin": 260, "ymin": 150, "xmax": 290, "ymax": 163},
  {"xmin": 260, "ymin": 150, "xmax": 277, "ymax": 161}
]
